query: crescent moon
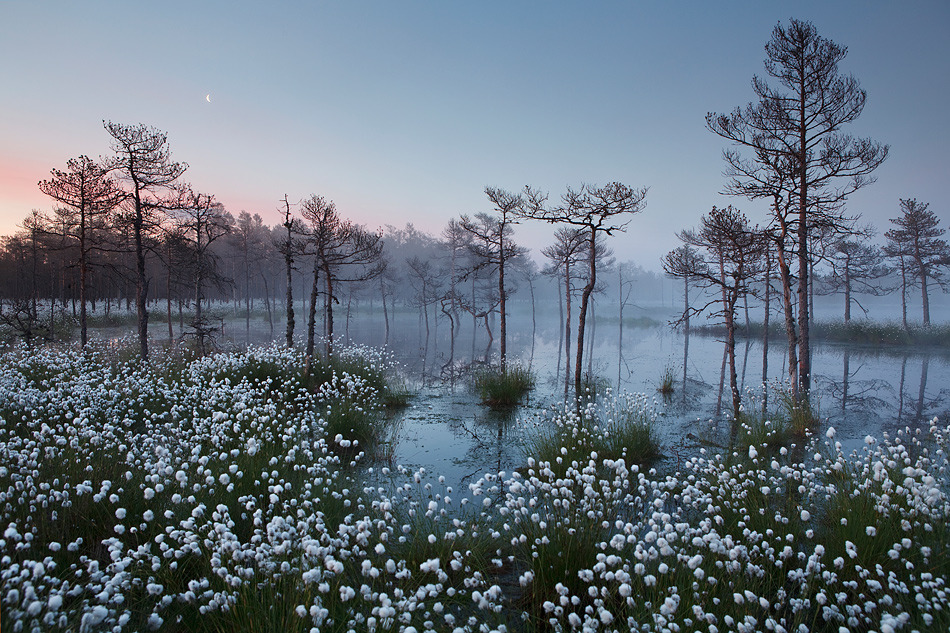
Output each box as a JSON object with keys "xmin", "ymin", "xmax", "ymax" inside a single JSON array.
[{"xmin": 205, "ymin": 93, "xmax": 212, "ymax": 103}]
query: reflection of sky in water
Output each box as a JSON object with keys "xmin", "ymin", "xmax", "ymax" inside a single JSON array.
[
  {"xmin": 102, "ymin": 303, "xmax": 950, "ymax": 491},
  {"xmin": 304, "ymin": 305, "xmax": 948, "ymax": 490}
]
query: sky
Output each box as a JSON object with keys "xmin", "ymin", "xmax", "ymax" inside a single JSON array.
[{"xmin": 1, "ymin": 1, "xmax": 948, "ymax": 271}]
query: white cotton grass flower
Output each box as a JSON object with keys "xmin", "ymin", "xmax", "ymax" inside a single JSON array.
[{"xmin": 1, "ymin": 342, "xmax": 949, "ymax": 633}]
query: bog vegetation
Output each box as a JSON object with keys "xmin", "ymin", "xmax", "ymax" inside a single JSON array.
[
  {"xmin": 1, "ymin": 341, "xmax": 948, "ymax": 632},
  {"xmin": 2, "ymin": 15, "xmax": 950, "ymax": 633}
]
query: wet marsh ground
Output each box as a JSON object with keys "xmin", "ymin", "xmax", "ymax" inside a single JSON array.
[
  {"xmin": 2, "ymin": 301, "xmax": 949, "ymax": 631},
  {"xmin": 37, "ymin": 301, "xmax": 950, "ymax": 486}
]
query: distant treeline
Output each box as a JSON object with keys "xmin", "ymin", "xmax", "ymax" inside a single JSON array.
[
  {"xmin": 690, "ymin": 320, "xmax": 950, "ymax": 348},
  {"xmin": 0, "ymin": 125, "xmax": 667, "ymax": 358}
]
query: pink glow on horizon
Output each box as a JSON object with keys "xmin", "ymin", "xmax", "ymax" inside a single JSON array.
[
  {"xmin": 0, "ymin": 163, "xmax": 402, "ymax": 241},
  {"xmin": 0, "ymin": 157, "xmax": 51, "ymax": 237}
]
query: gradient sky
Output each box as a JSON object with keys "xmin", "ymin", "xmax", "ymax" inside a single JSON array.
[{"xmin": 2, "ymin": 1, "xmax": 947, "ymax": 270}]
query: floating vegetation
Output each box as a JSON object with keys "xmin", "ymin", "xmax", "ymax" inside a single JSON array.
[{"xmin": 1, "ymin": 342, "xmax": 949, "ymax": 631}]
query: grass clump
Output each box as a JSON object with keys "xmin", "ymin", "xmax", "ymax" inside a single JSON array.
[
  {"xmin": 316, "ymin": 370, "xmax": 383, "ymax": 453},
  {"xmin": 657, "ymin": 365, "xmax": 675, "ymax": 396},
  {"xmin": 472, "ymin": 364, "xmax": 534, "ymax": 407},
  {"xmin": 579, "ymin": 371, "xmax": 611, "ymax": 403},
  {"xmin": 729, "ymin": 384, "xmax": 819, "ymax": 455},
  {"xmin": 777, "ymin": 388, "xmax": 820, "ymax": 436},
  {"xmin": 380, "ymin": 378, "xmax": 412, "ymax": 409},
  {"xmin": 524, "ymin": 391, "xmax": 662, "ymax": 478},
  {"xmin": 734, "ymin": 415, "xmax": 795, "ymax": 454},
  {"xmin": 306, "ymin": 340, "xmax": 412, "ymax": 410}
]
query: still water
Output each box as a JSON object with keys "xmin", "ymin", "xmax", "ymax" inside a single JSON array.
[
  {"xmin": 391, "ymin": 326, "xmax": 948, "ymax": 488},
  {"xmin": 141, "ymin": 301, "xmax": 950, "ymax": 489}
]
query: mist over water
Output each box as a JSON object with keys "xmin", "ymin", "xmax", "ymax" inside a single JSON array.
[{"xmin": 139, "ymin": 291, "xmax": 950, "ymax": 490}]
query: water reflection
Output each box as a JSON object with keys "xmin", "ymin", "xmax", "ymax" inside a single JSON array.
[
  {"xmin": 110, "ymin": 309, "xmax": 950, "ymax": 488},
  {"xmin": 379, "ymin": 385, "xmax": 530, "ymax": 488},
  {"xmin": 386, "ymin": 312, "xmax": 947, "ymax": 487}
]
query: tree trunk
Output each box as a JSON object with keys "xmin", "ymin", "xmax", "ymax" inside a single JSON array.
[
  {"xmin": 776, "ymin": 233, "xmax": 799, "ymax": 399},
  {"xmin": 587, "ymin": 298, "xmax": 595, "ymax": 379},
  {"xmin": 194, "ymin": 225, "xmax": 205, "ymax": 357},
  {"xmin": 843, "ymin": 260, "xmax": 851, "ymax": 323},
  {"xmin": 556, "ymin": 275, "xmax": 563, "ymax": 385},
  {"xmin": 528, "ymin": 275, "xmax": 536, "ymax": 351},
  {"xmin": 921, "ymin": 271, "xmax": 930, "ymax": 326},
  {"xmin": 423, "ymin": 295, "xmax": 430, "ymax": 342},
  {"xmin": 133, "ymin": 189, "xmax": 149, "ymax": 360},
  {"xmin": 798, "ymin": 242, "xmax": 810, "ymax": 394},
  {"xmin": 899, "ymin": 257, "xmax": 908, "ymax": 331},
  {"xmin": 617, "ymin": 268, "xmax": 624, "ymax": 389},
  {"xmin": 449, "ymin": 247, "xmax": 459, "ymax": 341},
  {"xmin": 797, "ymin": 78, "xmax": 811, "ymax": 395},
  {"xmin": 302, "ymin": 273, "xmax": 309, "ymax": 331},
  {"xmin": 575, "ymin": 228, "xmax": 597, "ymax": 400},
  {"xmin": 78, "ymin": 212, "xmax": 88, "ymax": 347},
  {"xmin": 564, "ymin": 264, "xmax": 573, "ymax": 397},
  {"xmin": 29, "ymin": 229, "xmax": 38, "ymax": 321},
  {"xmin": 245, "ymin": 251, "xmax": 251, "ymax": 342},
  {"xmin": 166, "ymin": 257, "xmax": 173, "ymax": 343},
  {"xmin": 917, "ymin": 355, "xmax": 929, "ymax": 419},
  {"xmin": 762, "ymin": 253, "xmax": 771, "ymax": 414},
  {"xmin": 346, "ymin": 291, "xmax": 353, "ymax": 339},
  {"xmin": 809, "ymin": 261, "xmax": 815, "ymax": 330},
  {"xmin": 471, "ymin": 276, "xmax": 477, "ymax": 359},
  {"xmin": 897, "ymin": 355, "xmax": 906, "ymax": 424},
  {"xmin": 389, "ymin": 292, "xmax": 395, "ymax": 339},
  {"xmin": 726, "ymin": 291, "xmax": 740, "ymax": 420},
  {"xmin": 743, "ymin": 294, "xmax": 750, "ymax": 332},
  {"xmin": 683, "ymin": 276, "xmax": 690, "ymax": 332},
  {"xmin": 285, "ymin": 247, "xmax": 294, "ymax": 348},
  {"xmin": 716, "ymin": 342, "xmax": 727, "ymax": 418},
  {"xmin": 841, "ymin": 349, "xmax": 850, "ymax": 414},
  {"xmin": 381, "ymin": 278, "xmax": 390, "ymax": 345},
  {"xmin": 323, "ymin": 266, "xmax": 335, "ymax": 357},
  {"xmin": 682, "ymin": 327, "xmax": 689, "ymax": 407},
  {"xmin": 432, "ymin": 288, "xmax": 438, "ymax": 344},
  {"xmin": 50, "ymin": 274, "xmax": 57, "ymax": 341},
  {"xmin": 498, "ymin": 241, "xmax": 507, "ymax": 372},
  {"xmin": 77, "ymin": 255, "xmax": 88, "ymax": 347},
  {"xmin": 261, "ymin": 272, "xmax": 273, "ymax": 338},
  {"xmin": 306, "ymin": 257, "xmax": 319, "ymax": 358},
  {"xmin": 445, "ymin": 303, "xmax": 456, "ymax": 373}
]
